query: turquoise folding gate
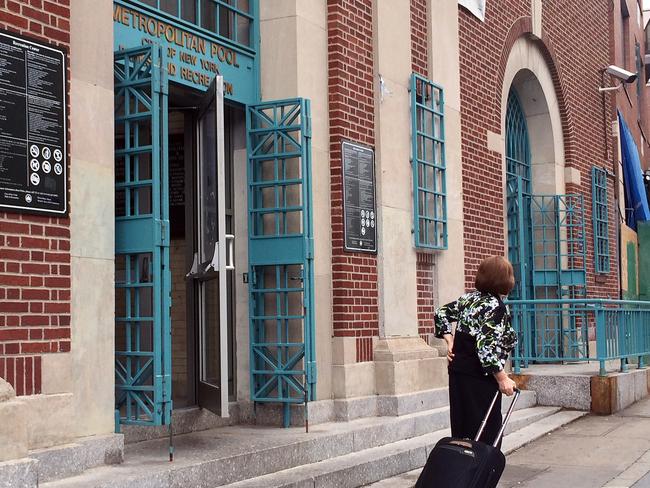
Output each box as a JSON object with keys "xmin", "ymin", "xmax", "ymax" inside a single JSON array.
[
  {"xmin": 114, "ymin": 45, "xmax": 172, "ymax": 427},
  {"xmin": 247, "ymin": 99, "xmax": 315, "ymax": 427},
  {"xmin": 506, "ymin": 91, "xmax": 532, "ymax": 301},
  {"xmin": 507, "ymin": 180, "xmax": 587, "ymax": 360}
]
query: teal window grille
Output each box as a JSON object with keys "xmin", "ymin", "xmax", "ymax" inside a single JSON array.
[
  {"xmin": 592, "ymin": 167, "xmax": 610, "ymax": 273},
  {"xmin": 410, "ymin": 73, "xmax": 447, "ymax": 249},
  {"xmin": 506, "ymin": 91, "xmax": 532, "ymax": 195},
  {"xmin": 132, "ymin": 0, "xmax": 256, "ymax": 49},
  {"xmin": 506, "ymin": 90, "xmax": 532, "ymax": 300}
]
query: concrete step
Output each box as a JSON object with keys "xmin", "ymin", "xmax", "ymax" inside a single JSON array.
[
  {"xmin": 365, "ymin": 409, "xmax": 588, "ymax": 488},
  {"xmin": 40, "ymin": 406, "xmax": 451, "ymax": 488},
  {"xmin": 224, "ymin": 408, "xmax": 584, "ymax": 488},
  {"xmin": 502, "ymin": 389, "xmax": 536, "ymax": 414},
  {"xmin": 0, "ymin": 434, "xmax": 123, "ymax": 488},
  {"xmin": 37, "ymin": 390, "xmax": 539, "ymax": 488}
]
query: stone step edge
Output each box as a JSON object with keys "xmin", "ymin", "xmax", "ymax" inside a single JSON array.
[
  {"xmin": 364, "ymin": 409, "xmax": 589, "ymax": 488},
  {"xmin": 38, "ymin": 405, "xmax": 453, "ymax": 488},
  {"xmin": 0, "ymin": 434, "xmax": 124, "ymax": 488},
  {"xmin": 39, "ymin": 405, "xmax": 558, "ymax": 488},
  {"xmin": 122, "ymin": 388, "xmax": 537, "ymax": 446},
  {"xmin": 222, "ymin": 408, "xmax": 578, "ymax": 488}
]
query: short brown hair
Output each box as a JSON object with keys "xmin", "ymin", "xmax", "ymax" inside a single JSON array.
[{"xmin": 474, "ymin": 256, "xmax": 515, "ymax": 296}]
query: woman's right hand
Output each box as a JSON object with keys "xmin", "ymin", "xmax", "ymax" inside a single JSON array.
[
  {"xmin": 494, "ymin": 371, "xmax": 517, "ymax": 396},
  {"xmin": 443, "ymin": 334, "xmax": 455, "ymax": 362}
]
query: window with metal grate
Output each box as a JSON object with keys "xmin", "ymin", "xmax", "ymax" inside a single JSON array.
[
  {"xmin": 410, "ymin": 73, "xmax": 447, "ymax": 250},
  {"xmin": 592, "ymin": 166, "xmax": 610, "ymax": 274}
]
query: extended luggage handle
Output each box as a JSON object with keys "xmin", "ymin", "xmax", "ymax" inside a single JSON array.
[{"xmin": 474, "ymin": 388, "xmax": 521, "ymax": 447}]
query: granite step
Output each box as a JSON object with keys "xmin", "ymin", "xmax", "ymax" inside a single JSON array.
[
  {"xmin": 225, "ymin": 408, "xmax": 584, "ymax": 488},
  {"xmin": 37, "ymin": 390, "xmax": 537, "ymax": 488},
  {"xmin": 0, "ymin": 434, "xmax": 123, "ymax": 488},
  {"xmin": 40, "ymin": 406, "xmax": 451, "ymax": 488},
  {"xmin": 365, "ymin": 410, "xmax": 588, "ymax": 488}
]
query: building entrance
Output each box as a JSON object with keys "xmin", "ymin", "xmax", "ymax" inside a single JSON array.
[
  {"xmin": 114, "ymin": 45, "xmax": 240, "ymax": 426},
  {"xmin": 505, "ymin": 86, "xmax": 588, "ymax": 362},
  {"xmin": 113, "ymin": 2, "xmax": 316, "ymax": 430},
  {"xmin": 168, "ymin": 77, "xmax": 241, "ymax": 416}
]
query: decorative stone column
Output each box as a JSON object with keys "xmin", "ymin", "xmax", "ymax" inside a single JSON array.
[{"xmin": 372, "ymin": 0, "xmax": 447, "ymax": 395}]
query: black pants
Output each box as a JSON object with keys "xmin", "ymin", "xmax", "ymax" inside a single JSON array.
[{"xmin": 449, "ymin": 372, "xmax": 503, "ymax": 449}]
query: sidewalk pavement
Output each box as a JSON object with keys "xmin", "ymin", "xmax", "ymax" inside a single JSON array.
[
  {"xmin": 499, "ymin": 396, "xmax": 650, "ymax": 488},
  {"xmin": 370, "ymin": 396, "xmax": 650, "ymax": 488}
]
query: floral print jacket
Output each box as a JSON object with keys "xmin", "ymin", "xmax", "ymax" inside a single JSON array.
[{"xmin": 434, "ymin": 291, "xmax": 517, "ymax": 376}]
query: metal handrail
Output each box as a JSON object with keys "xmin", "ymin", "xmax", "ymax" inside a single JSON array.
[{"xmin": 507, "ymin": 298, "xmax": 650, "ymax": 376}]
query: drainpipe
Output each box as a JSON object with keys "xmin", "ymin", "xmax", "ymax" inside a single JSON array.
[{"xmin": 602, "ymin": 68, "xmax": 623, "ymax": 300}]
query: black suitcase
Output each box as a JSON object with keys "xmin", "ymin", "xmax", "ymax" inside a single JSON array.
[{"xmin": 414, "ymin": 388, "xmax": 520, "ymax": 488}]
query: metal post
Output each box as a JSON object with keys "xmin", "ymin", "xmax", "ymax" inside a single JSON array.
[
  {"xmin": 514, "ymin": 303, "xmax": 522, "ymax": 374},
  {"xmin": 620, "ymin": 310, "xmax": 629, "ymax": 373},
  {"xmin": 304, "ymin": 387, "xmax": 309, "ymax": 434},
  {"xmin": 638, "ymin": 310, "xmax": 646, "ymax": 369},
  {"xmin": 523, "ymin": 301, "xmax": 531, "ymax": 369},
  {"xmin": 596, "ymin": 306, "xmax": 607, "ymax": 376},
  {"xmin": 169, "ymin": 419, "xmax": 174, "ymax": 462}
]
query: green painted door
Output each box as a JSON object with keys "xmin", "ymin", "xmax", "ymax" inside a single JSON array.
[
  {"xmin": 114, "ymin": 45, "xmax": 172, "ymax": 427},
  {"xmin": 247, "ymin": 99, "xmax": 316, "ymax": 427}
]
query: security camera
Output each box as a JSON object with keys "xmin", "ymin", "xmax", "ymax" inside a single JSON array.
[{"xmin": 606, "ymin": 65, "xmax": 638, "ymax": 83}]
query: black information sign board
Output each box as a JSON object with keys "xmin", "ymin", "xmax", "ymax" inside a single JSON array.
[
  {"xmin": 0, "ymin": 30, "xmax": 67, "ymax": 215},
  {"xmin": 169, "ymin": 135, "xmax": 185, "ymax": 238},
  {"xmin": 342, "ymin": 141, "xmax": 377, "ymax": 253}
]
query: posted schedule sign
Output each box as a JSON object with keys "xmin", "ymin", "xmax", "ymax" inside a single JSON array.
[
  {"xmin": 0, "ymin": 30, "xmax": 67, "ymax": 215},
  {"xmin": 342, "ymin": 141, "xmax": 377, "ymax": 253}
]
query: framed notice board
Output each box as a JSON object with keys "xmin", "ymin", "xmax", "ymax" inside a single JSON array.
[
  {"xmin": 0, "ymin": 30, "xmax": 67, "ymax": 216},
  {"xmin": 342, "ymin": 141, "xmax": 377, "ymax": 253}
]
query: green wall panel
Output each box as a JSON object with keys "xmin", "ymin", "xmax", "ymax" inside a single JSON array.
[{"xmin": 638, "ymin": 222, "xmax": 650, "ymax": 300}]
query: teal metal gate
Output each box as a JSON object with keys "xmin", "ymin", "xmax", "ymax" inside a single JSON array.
[
  {"xmin": 506, "ymin": 91, "xmax": 532, "ymax": 301},
  {"xmin": 247, "ymin": 99, "xmax": 315, "ymax": 427},
  {"xmin": 114, "ymin": 45, "xmax": 172, "ymax": 427},
  {"xmin": 507, "ymin": 177, "xmax": 587, "ymax": 360},
  {"xmin": 505, "ymin": 90, "xmax": 587, "ymax": 361}
]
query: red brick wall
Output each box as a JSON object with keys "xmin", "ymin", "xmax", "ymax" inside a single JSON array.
[
  {"xmin": 612, "ymin": 0, "xmax": 649, "ymax": 170},
  {"xmin": 416, "ymin": 253, "xmax": 436, "ymax": 342},
  {"xmin": 327, "ymin": 0, "xmax": 378, "ymax": 362},
  {"xmin": 410, "ymin": 0, "xmax": 428, "ymax": 77},
  {"xmin": 0, "ymin": 0, "xmax": 71, "ymax": 396},
  {"xmin": 459, "ymin": 1, "xmax": 619, "ymax": 298}
]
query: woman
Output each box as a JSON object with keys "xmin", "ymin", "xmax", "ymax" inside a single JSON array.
[{"xmin": 434, "ymin": 255, "xmax": 518, "ymax": 448}]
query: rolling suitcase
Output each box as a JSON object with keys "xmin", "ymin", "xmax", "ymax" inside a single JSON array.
[{"xmin": 414, "ymin": 388, "xmax": 521, "ymax": 488}]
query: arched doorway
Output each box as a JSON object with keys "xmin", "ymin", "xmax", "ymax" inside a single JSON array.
[{"xmin": 503, "ymin": 57, "xmax": 587, "ymax": 361}]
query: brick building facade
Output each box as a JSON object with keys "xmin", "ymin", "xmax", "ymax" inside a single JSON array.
[
  {"xmin": 0, "ymin": 0, "xmax": 71, "ymax": 397},
  {"xmin": 327, "ymin": 0, "xmax": 379, "ymax": 362},
  {"xmin": 0, "ymin": 1, "xmax": 642, "ymax": 482},
  {"xmin": 458, "ymin": 1, "xmax": 620, "ymax": 298}
]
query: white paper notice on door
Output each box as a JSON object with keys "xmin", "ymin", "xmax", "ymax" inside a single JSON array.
[{"xmin": 459, "ymin": 0, "xmax": 486, "ymax": 22}]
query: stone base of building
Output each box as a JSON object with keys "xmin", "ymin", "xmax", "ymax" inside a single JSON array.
[
  {"xmin": 0, "ymin": 434, "xmax": 123, "ymax": 487},
  {"xmin": 512, "ymin": 363, "xmax": 650, "ymax": 414},
  {"xmin": 374, "ymin": 336, "xmax": 448, "ymax": 395}
]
